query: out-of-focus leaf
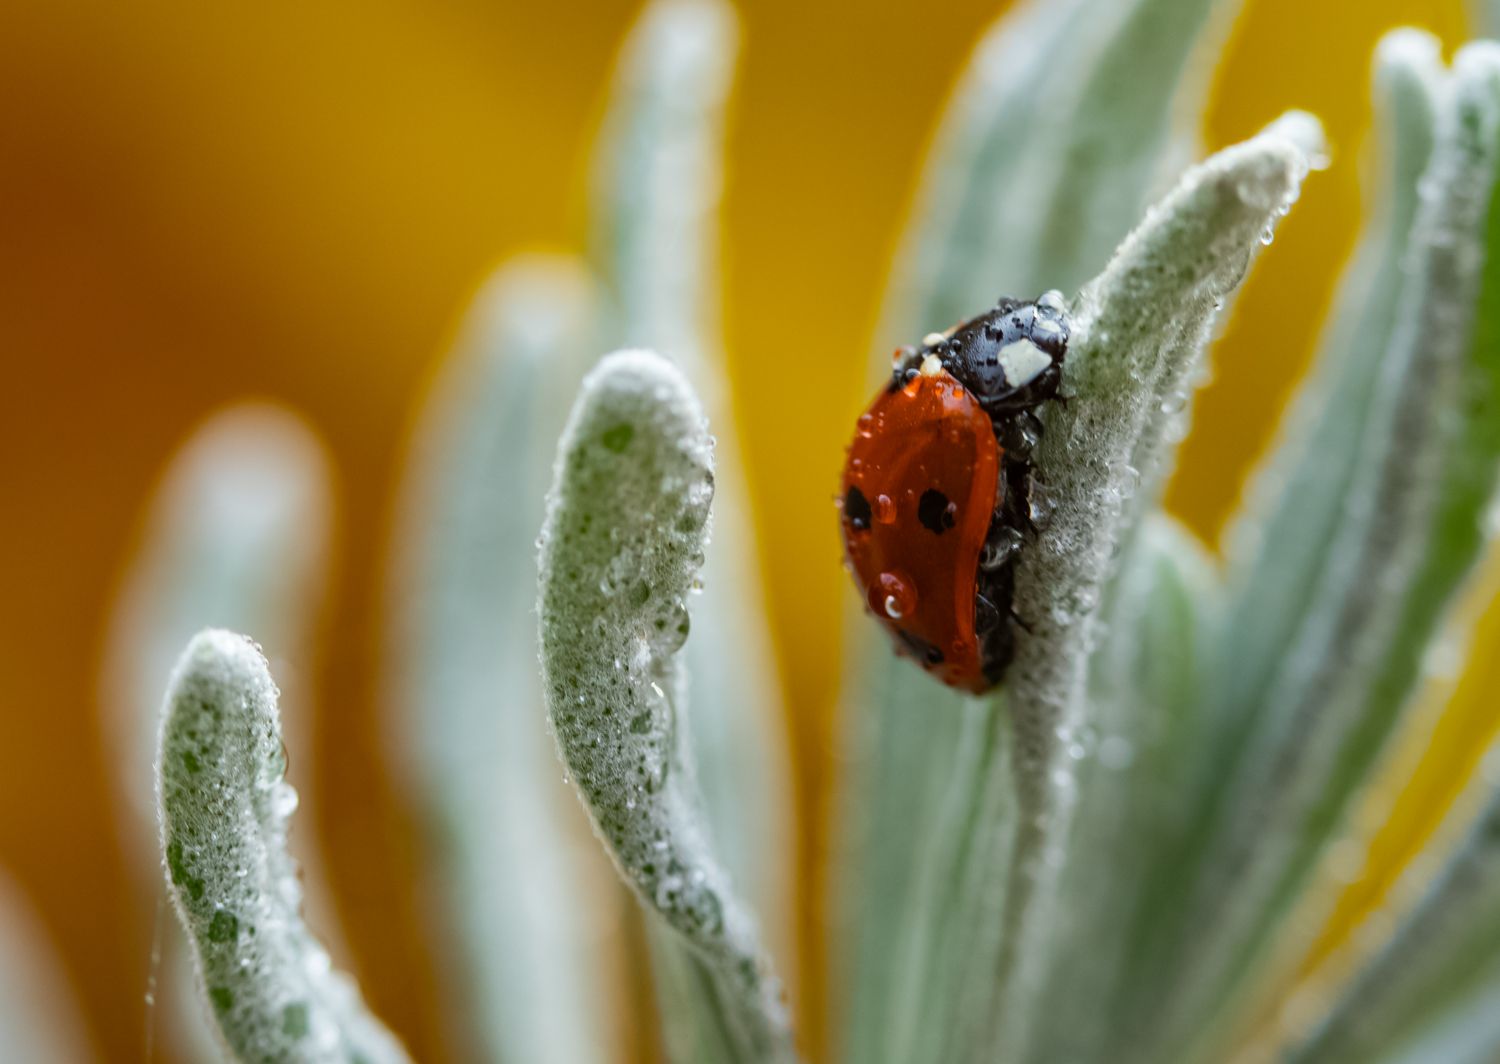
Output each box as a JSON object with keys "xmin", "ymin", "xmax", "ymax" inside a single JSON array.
[
  {"xmin": 874, "ymin": 0, "xmax": 1236, "ymax": 359},
  {"xmin": 1107, "ymin": 33, "xmax": 1444, "ymax": 1047},
  {"xmin": 591, "ymin": 0, "xmax": 733, "ymax": 379},
  {"xmin": 1204, "ymin": 29, "xmax": 1444, "ymax": 807},
  {"xmin": 1135, "ymin": 40, "xmax": 1500, "ymax": 1064},
  {"xmin": 103, "ymin": 403, "xmax": 332, "ymax": 868},
  {"xmin": 383, "ymin": 259, "xmax": 627, "ymax": 1064},
  {"xmin": 1288, "ymin": 773, "xmax": 1500, "ymax": 1063},
  {"xmin": 0, "ymin": 872, "xmax": 94, "ymax": 1062},
  {"xmin": 101, "ymin": 403, "xmax": 335, "ymax": 1062}
]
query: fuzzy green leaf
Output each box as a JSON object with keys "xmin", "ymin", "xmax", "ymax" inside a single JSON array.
[
  {"xmin": 537, "ymin": 350, "xmax": 796, "ymax": 1063},
  {"xmin": 1020, "ymin": 515, "xmax": 1222, "ymax": 1063},
  {"xmin": 384, "ymin": 258, "xmax": 626, "ymax": 1064},
  {"xmin": 589, "ymin": 0, "xmax": 792, "ymax": 957},
  {"xmin": 987, "ymin": 111, "xmax": 1323, "ymax": 1062},
  {"xmin": 1285, "ymin": 40, "xmax": 1500, "ymax": 1064},
  {"xmin": 158, "ymin": 631, "xmax": 409, "ymax": 1064}
]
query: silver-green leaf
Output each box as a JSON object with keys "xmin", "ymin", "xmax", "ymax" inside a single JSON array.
[
  {"xmin": 589, "ymin": 0, "xmax": 792, "ymax": 959},
  {"xmin": 1021, "ymin": 514, "xmax": 1223, "ymax": 1064},
  {"xmin": 537, "ymin": 350, "xmax": 796, "ymax": 1063},
  {"xmin": 1139, "ymin": 43, "xmax": 1500, "ymax": 1062},
  {"xmin": 990, "ymin": 110, "xmax": 1324, "ymax": 1062},
  {"xmin": 158, "ymin": 630, "xmax": 409, "ymax": 1064}
]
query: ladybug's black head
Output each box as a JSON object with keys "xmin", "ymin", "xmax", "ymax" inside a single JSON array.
[{"xmin": 914, "ymin": 292, "xmax": 1070, "ymax": 413}]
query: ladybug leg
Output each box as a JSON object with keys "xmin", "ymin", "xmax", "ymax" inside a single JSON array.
[
  {"xmin": 980, "ymin": 514, "xmax": 1025, "ymax": 570},
  {"xmin": 974, "ymin": 593, "xmax": 1002, "ymax": 634},
  {"xmin": 998, "ymin": 459, "xmax": 1044, "ymax": 537},
  {"xmin": 1011, "ymin": 463, "xmax": 1058, "ymax": 536},
  {"xmin": 998, "ymin": 410, "xmax": 1043, "ymax": 461},
  {"xmin": 889, "ymin": 345, "xmax": 922, "ymax": 389}
]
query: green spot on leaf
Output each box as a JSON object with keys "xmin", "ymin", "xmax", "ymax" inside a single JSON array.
[
  {"xmin": 601, "ymin": 423, "xmax": 635, "ymax": 452},
  {"xmin": 208, "ymin": 909, "xmax": 238, "ymax": 943}
]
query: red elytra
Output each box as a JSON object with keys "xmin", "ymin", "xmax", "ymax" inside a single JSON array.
[{"xmin": 839, "ymin": 368, "xmax": 1001, "ymax": 693}]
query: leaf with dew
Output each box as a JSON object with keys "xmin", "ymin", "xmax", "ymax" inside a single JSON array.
[
  {"xmin": 158, "ymin": 631, "xmax": 409, "ymax": 1064},
  {"xmin": 537, "ymin": 350, "xmax": 798, "ymax": 1063}
]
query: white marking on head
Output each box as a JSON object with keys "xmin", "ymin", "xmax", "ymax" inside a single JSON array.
[
  {"xmin": 1031, "ymin": 318, "xmax": 1064, "ymax": 345},
  {"xmin": 921, "ymin": 331, "xmax": 948, "ymax": 347},
  {"xmin": 919, "ymin": 354, "xmax": 943, "ymax": 377},
  {"xmin": 997, "ymin": 338, "xmax": 1053, "ymax": 388}
]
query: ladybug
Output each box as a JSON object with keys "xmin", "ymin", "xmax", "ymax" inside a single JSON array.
[{"xmin": 839, "ymin": 292, "xmax": 1070, "ymax": 693}]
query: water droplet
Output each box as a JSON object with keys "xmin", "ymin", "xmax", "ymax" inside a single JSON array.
[
  {"xmin": 1259, "ymin": 225, "xmax": 1275, "ymax": 246},
  {"xmin": 875, "ymin": 494, "xmax": 897, "ymax": 524},
  {"xmin": 868, "ymin": 570, "xmax": 917, "ymax": 621},
  {"xmin": 270, "ymin": 783, "xmax": 298, "ymax": 818}
]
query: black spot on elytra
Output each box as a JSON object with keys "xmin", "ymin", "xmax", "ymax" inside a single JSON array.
[
  {"xmin": 844, "ymin": 485, "xmax": 872, "ymax": 531},
  {"xmin": 918, "ymin": 489, "xmax": 954, "ymax": 534}
]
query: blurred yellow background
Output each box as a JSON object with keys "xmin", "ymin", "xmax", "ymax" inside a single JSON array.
[{"xmin": 0, "ymin": 0, "xmax": 1485, "ymax": 1060}]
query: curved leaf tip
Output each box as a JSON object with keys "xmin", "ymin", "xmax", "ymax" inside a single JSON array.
[
  {"xmin": 537, "ymin": 349, "xmax": 797, "ymax": 1060},
  {"xmin": 158, "ymin": 630, "xmax": 409, "ymax": 1064}
]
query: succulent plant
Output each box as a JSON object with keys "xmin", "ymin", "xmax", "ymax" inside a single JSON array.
[{"xmin": 27, "ymin": 0, "xmax": 1495, "ymax": 1062}]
